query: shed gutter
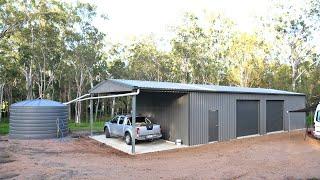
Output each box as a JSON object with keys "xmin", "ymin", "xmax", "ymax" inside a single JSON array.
[{"xmin": 78, "ymin": 89, "xmax": 140, "ymax": 102}]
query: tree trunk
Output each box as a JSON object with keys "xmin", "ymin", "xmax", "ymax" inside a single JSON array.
[
  {"xmin": 111, "ymin": 97, "xmax": 115, "ymax": 117},
  {"xmin": 67, "ymin": 83, "xmax": 71, "ymax": 120},
  {"xmin": 100, "ymin": 99, "xmax": 104, "ymax": 118},
  {"xmin": 74, "ymin": 68, "xmax": 85, "ymax": 124},
  {"xmin": 95, "ymin": 97, "xmax": 99, "ymax": 121},
  {"xmin": 126, "ymin": 96, "xmax": 130, "ymax": 114},
  {"xmin": 75, "ymin": 90, "xmax": 82, "ymax": 124},
  {"xmin": 25, "ymin": 66, "xmax": 33, "ymax": 100},
  {"xmin": 26, "ymin": 19, "xmax": 34, "ymax": 100},
  {"xmin": 291, "ymin": 58, "xmax": 298, "ymax": 91},
  {"xmin": 0, "ymin": 84, "xmax": 4, "ymax": 122},
  {"xmin": 85, "ymin": 100, "xmax": 88, "ymax": 123},
  {"xmin": 291, "ymin": 64, "xmax": 297, "ymax": 91}
]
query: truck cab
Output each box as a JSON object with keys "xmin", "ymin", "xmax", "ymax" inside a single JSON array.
[{"xmin": 314, "ymin": 104, "xmax": 320, "ymax": 138}]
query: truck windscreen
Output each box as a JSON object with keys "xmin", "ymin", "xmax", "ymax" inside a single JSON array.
[{"xmin": 129, "ymin": 117, "xmax": 146, "ymax": 123}]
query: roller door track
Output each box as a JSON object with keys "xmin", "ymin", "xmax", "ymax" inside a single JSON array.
[
  {"xmin": 266, "ymin": 100, "xmax": 284, "ymax": 133},
  {"xmin": 236, "ymin": 100, "xmax": 259, "ymax": 137}
]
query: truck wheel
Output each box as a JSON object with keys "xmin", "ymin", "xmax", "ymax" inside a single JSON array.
[
  {"xmin": 105, "ymin": 128, "xmax": 111, "ymax": 138},
  {"xmin": 125, "ymin": 132, "xmax": 132, "ymax": 145}
]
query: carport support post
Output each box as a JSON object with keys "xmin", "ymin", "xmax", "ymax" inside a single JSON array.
[
  {"xmin": 287, "ymin": 111, "xmax": 291, "ymax": 139},
  {"xmin": 131, "ymin": 95, "xmax": 136, "ymax": 154},
  {"xmin": 90, "ymin": 95, "xmax": 93, "ymax": 136}
]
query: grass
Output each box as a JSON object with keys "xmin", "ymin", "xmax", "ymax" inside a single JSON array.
[
  {"xmin": 0, "ymin": 117, "xmax": 108, "ymax": 135},
  {"xmin": 68, "ymin": 120, "xmax": 106, "ymax": 133},
  {"xmin": 0, "ymin": 117, "xmax": 9, "ymax": 135},
  {"xmin": 306, "ymin": 114, "xmax": 313, "ymax": 127}
]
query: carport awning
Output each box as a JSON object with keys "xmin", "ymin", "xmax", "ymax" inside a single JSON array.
[
  {"xmin": 289, "ymin": 104, "xmax": 317, "ymax": 112},
  {"xmin": 89, "ymin": 80, "xmax": 134, "ymax": 94}
]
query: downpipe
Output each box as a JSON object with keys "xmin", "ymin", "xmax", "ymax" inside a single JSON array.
[
  {"xmin": 63, "ymin": 94, "xmax": 90, "ymax": 105},
  {"xmin": 62, "ymin": 89, "xmax": 140, "ymax": 104},
  {"xmin": 78, "ymin": 89, "xmax": 140, "ymax": 102}
]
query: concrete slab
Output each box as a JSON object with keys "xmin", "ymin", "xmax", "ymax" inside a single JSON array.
[{"xmin": 90, "ymin": 135, "xmax": 187, "ymax": 154}]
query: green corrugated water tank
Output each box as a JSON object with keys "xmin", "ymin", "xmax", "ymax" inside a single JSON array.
[{"xmin": 9, "ymin": 99, "xmax": 68, "ymax": 139}]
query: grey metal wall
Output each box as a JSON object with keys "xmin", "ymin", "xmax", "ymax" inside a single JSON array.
[
  {"xmin": 189, "ymin": 92, "xmax": 305, "ymax": 145},
  {"xmin": 136, "ymin": 91, "xmax": 189, "ymax": 145},
  {"xmin": 10, "ymin": 106, "xmax": 68, "ymax": 139}
]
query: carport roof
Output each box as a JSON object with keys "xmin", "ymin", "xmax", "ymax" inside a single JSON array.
[{"xmin": 89, "ymin": 79, "xmax": 305, "ymax": 96}]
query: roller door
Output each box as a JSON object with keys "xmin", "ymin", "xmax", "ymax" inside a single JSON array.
[{"xmin": 236, "ymin": 100, "xmax": 259, "ymax": 137}]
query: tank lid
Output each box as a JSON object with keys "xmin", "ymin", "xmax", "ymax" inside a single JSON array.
[{"xmin": 11, "ymin": 99, "xmax": 66, "ymax": 107}]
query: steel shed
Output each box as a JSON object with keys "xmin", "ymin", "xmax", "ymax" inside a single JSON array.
[{"xmin": 89, "ymin": 79, "xmax": 306, "ymax": 146}]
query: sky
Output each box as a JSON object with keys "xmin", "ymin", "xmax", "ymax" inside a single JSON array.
[{"xmin": 87, "ymin": 0, "xmax": 271, "ymax": 44}]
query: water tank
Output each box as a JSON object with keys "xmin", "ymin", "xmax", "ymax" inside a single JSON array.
[{"xmin": 9, "ymin": 99, "xmax": 68, "ymax": 139}]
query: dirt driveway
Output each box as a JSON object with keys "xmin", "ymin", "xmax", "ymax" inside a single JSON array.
[{"xmin": 1, "ymin": 131, "xmax": 320, "ymax": 179}]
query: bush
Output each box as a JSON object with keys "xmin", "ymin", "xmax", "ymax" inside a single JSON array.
[
  {"xmin": 0, "ymin": 118, "xmax": 9, "ymax": 135},
  {"xmin": 306, "ymin": 114, "xmax": 314, "ymax": 128}
]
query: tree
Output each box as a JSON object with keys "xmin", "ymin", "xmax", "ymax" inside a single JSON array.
[
  {"xmin": 0, "ymin": 0, "xmax": 106, "ymax": 122},
  {"xmin": 0, "ymin": 0, "xmax": 25, "ymax": 40},
  {"xmin": 226, "ymin": 33, "xmax": 270, "ymax": 87},
  {"xmin": 106, "ymin": 44, "xmax": 129, "ymax": 79},
  {"xmin": 269, "ymin": 0, "xmax": 317, "ymax": 91},
  {"xmin": 127, "ymin": 36, "xmax": 167, "ymax": 81},
  {"xmin": 171, "ymin": 13, "xmax": 233, "ymax": 84},
  {"xmin": 2, "ymin": 0, "xmax": 71, "ymax": 99},
  {"xmin": 65, "ymin": 2, "xmax": 105, "ymax": 123},
  {"xmin": 0, "ymin": 0, "xmax": 26, "ymax": 112}
]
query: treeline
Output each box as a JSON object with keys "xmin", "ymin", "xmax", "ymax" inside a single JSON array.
[{"xmin": 0, "ymin": 0, "xmax": 320, "ymax": 122}]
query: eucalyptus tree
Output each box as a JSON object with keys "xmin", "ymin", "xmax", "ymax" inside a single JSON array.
[
  {"xmin": 1, "ymin": 0, "xmax": 72, "ymax": 99},
  {"xmin": 226, "ymin": 33, "xmax": 270, "ymax": 87},
  {"xmin": 65, "ymin": 2, "xmax": 105, "ymax": 123},
  {"xmin": 126, "ymin": 36, "xmax": 168, "ymax": 81},
  {"xmin": 0, "ymin": 0, "xmax": 26, "ymax": 110},
  {"xmin": 171, "ymin": 13, "xmax": 204, "ymax": 83},
  {"xmin": 0, "ymin": 0, "xmax": 26, "ymax": 40},
  {"xmin": 171, "ymin": 13, "xmax": 234, "ymax": 84},
  {"xmin": 268, "ymin": 0, "xmax": 317, "ymax": 91},
  {"xmin": 106, "ymin": 43, "xmax": 129, "ymax": 79}
]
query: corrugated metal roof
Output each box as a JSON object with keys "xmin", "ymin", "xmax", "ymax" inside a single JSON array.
[
  {"xmin": 11, "ymin": 99, "xmax": 66, "ymax": 107},
  {"xmin": 108, "ymin": 79, "xmax": 304, "ymax": 96}
]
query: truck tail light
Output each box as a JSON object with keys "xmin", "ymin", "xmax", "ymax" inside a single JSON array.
[{"xmin": 136, "ymin": 127, "xmax": 140, "ymax": 135}]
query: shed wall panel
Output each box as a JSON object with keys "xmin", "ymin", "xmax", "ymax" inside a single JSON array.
[
  {"xmin": 189, "ymin": 92, "xmax": 305, "ymax": 146},
  {"xmin": 136, "ymin": 92, "xmax": 189, "ymax": 145}
]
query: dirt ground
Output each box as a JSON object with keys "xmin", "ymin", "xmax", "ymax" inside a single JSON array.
[{"xmin": 1, "ymin": 131, "xmax": 320, "ymax": 180}]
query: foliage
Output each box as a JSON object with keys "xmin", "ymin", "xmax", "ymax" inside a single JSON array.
[
  {"xmin": 0, "ymin": 0, "xmax": 320, "ymax": 123},
  {"xmin": 306, "ymin": 114, "xmax": 314, "ymax": 127},
  {"xmin": 226, "ymin": 33, "xmax": 270, "ymax": 87},
  {"xmin": 0, "ymin": 117, "xmax": 9, "ymax": 135}
]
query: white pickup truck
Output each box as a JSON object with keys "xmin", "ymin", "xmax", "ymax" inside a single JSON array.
[
  {"xmin": 104, "ymin": 115, "xmax": 162, "ymax": 145},
  {"xmin": 314, "ymin": 103, "xmax": 320, "ymax": 138}
]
